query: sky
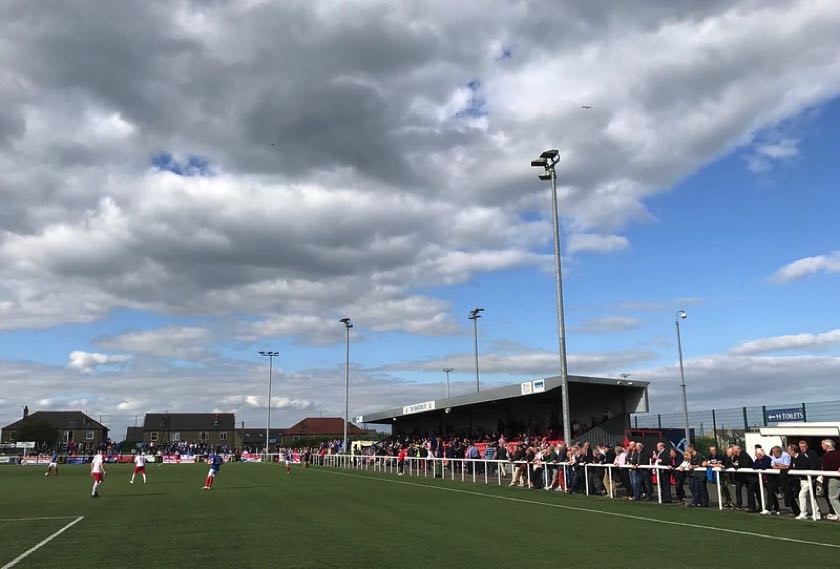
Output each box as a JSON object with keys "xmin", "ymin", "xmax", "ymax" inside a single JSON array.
[{"xmin": 1, "ymin": 1, "xmax": 839, "ymax": 440}]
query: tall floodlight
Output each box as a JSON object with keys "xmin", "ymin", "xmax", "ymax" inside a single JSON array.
[
  {"xmin": 339, "ymin": 317, "xmax": 353, "ymax": 453},
  {"xmin": 258, "ymin": 351, "xmax": 279, "ymax": 455},
  {"xmin": 530, "ymin": 149, "xmax": 571, "ymax": 444},
  {"xmin": 468, "ymin": 308, "xmax": 484, "ymax": 392},
  {"xmin": 443, "ymin": 367, "xmax": 454, "ymax": 398},
  {"xmin": 675, "ymin": 310, "xmax": 690, "ymax": 445}
]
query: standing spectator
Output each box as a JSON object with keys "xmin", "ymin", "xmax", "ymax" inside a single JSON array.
[
  {"xmin": 669, "ymin": 448, "xmax": 686, "ymax": 503},
  {"xmin": 688, "ymin": 446, "xmax": 708, "ymax": 507},
  {"xmin": 613, "ymin": 446, "xmax": 629, "ymax": 497},
  {"xmin": 794, "ymin": 440, "xmax": 822, "ymax": 520},
  {"xmin": 731, "ymin": 445, "xmax": 758, "ymax": 512},
  {"xmin": 765, "ymin": 445, "xmax": 791, "ymax": 515},
  {"xmin": 627, "ymin": 442, "xmax": 642, "ymax": 500},
  {"xmin": 496, "ymin": 443, "xmax": 508, "ymax": 477},
  {"xmin": 397, "ymin": 446, "xmax": 407, "ymax": 476},
  {"xmin": 785, "ymin": 444, "xmax": 802, "ymax": 517},
  {"xmin": 820, "ymin": 439, "xmax": 840, "ymax": 521},
  {"xmin": 654, "ymin": 442, "xmax": 671, "ymax": 503},
  {"xmin": 706, "ymin": 446, "xmax": 731, "ymax": 508}
]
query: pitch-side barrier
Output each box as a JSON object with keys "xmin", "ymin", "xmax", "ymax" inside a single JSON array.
[{"xmin": 318, "ymin": 454, "xmax": 839, "ymax": 522}]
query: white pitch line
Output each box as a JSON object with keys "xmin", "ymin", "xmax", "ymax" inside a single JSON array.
[
  {"xmin": 1, "ymin": 516, "xmax": 84, "ymax": 569},
  {"xmin": 313, "ymin": 468, "xmax": 840, "ymax": 550},
  {"xmin": 0, "ymin": 516, "xmax": 79, "ymax": 523}
]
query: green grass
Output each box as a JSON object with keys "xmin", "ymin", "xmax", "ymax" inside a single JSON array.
[{"xmin": 1, "ymin": 463, "xmax": 839, "ymax": 568}]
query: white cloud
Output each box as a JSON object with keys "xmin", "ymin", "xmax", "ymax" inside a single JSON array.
[
  {"xmin": 387, "ymin": 348, "xmax": 656, "ymax": 377},
  {"xmin": 67, "ymin": 351, "xmax": 130, "ymax": 374},
  {"xmin": 99, "ymin": 326, "xmax": 213, "ymax": 359},
  {"xmin": 746, "ymin": 137, "xmax": 800, "ymax": 172},
  {"xmin": 567, "ymin": 233, "xmax": 629, "ymax": 254},
  {"xmin": 732, "ymin": 329, "xmax": 840, "ymax": 355},
  {"xmin": 771, "ymin": 250, "xmax": 840, "ymax": 282},
  {"xmin": 575, "ymin": 316, "xmax": 641, "ymax": 334}
]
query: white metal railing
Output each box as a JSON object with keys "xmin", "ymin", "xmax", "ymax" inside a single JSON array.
[{"xmin": 318, "ymin": 454, "xmax": 840, "ymax": 522}]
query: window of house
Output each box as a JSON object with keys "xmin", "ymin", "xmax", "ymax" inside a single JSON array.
[
  {"xmin": 172, "ymin": 432, "xmax": 181, "ymax": 442},
  {"xmin": 85, "ymin": 430, "xmax": 95, "ymax": 441},
  {"xmin": 150, "ymin": 432, "xmax": 159, "ymax": 442},
  {"xmin": 200, "ymin": 432, "xmax": 209, "ymax": 442},
  {"xmin": 219, "ymin": 432, "xmax": 227, "ymax": 441},
  {"xmin": 8, "ymin": 431, "xmax": 15, "ymax": 441},
  {"xmin": 63, "ymin": 431, "xmax": 72, "ymax": 443}
]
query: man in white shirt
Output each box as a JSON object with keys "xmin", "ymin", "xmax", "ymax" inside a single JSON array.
[
  {"xmin": 130, "ymin": 453, "xmax": 147, "ymax": 485},
  {"xmin": 90, "ymin": 450, "xmax": 106, "ymax": 498}
]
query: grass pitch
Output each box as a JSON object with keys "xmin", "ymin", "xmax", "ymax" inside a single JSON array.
[{"xmin": 1, "ymin": 462, "xmax": 839, "ymax": 568}]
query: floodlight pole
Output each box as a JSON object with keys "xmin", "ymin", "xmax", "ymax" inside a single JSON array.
[
  {"xmin": 258, "ymin": 351, "xmax": 279, "ymax": 456},
  {"xmin": 340, "ymin": 318, "xmax": 353, "ymax": 454},
  {"xmin": 675, "ymin": 310, "xmax": 690, "ymax": 445},
  {"xmin": 531, "ymin": 151, "xmax": 572, "ymax": 444},
  {"xmin": 443, "ymin": 368, "xmax": 454, "ymax": 398},
  {"xmin": 468, "ymin": 308, "xmax": 483, "ymax": 392}
]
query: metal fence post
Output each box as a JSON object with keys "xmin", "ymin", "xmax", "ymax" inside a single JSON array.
[
  {"xmin": 802, "ymin": 403, "xmax": 807, "ymax": 422},
  {"xmin": 742, "ymin": 407, "xmax": 748, "ymax": 431},
  {"xmin": 712, "ymin": 409, "xmax": 718, "ymax": 446},
  {"xmin": 657, "ymin": 414, "xmax": 662, "ymax": 429},
  {"xmin": 761, "ymin": 405, "xmax": 767, "ymax": 427}
]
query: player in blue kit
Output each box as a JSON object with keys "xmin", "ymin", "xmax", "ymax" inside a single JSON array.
[{"xmin": 201, "ymin": 447, "xmax": 224, "ymax": 490}]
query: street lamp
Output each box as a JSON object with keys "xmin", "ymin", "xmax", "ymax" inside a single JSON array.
[
  {"xmin": 468, "ymin": 308, "xmax": 484, "ymax": 392},
  {"xmin": 530, "ymin": 149, "xmax": 572, "ymax": 444},
  {"xmin": 675, "ymin": 310, "xmax": 690, "ymax": 446},
  {"xmin": 339, "ymin": 317, "xmax": 353, "ymax": 454},
  {"xmin": 443, "ymin": 367, "xmax": 454, "ymax": 398},
  {"xmin": 258, "ymin": 351, "xmax": 279, "ymax": 456}
]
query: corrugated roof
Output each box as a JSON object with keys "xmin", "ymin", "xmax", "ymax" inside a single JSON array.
[
  {"xmin": 360, "ymin": 374, "xmax": 649, "ymax": 423},
  {"xmin": 142, "ymin": 413, "xmax": 235, "ymax": 431}
]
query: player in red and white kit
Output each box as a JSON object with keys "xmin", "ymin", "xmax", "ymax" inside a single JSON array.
[
  {"xmin": 90, "ymin": 449, "xmax": 106, "ymax": 498},
  {"xmin": 130, "ymin": 453, "xmax": 147, "ymax": 484}
]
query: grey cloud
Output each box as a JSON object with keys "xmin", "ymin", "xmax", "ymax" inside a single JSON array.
[{"xmin": 1, "ymin": 1, "xmax": 840, "ymax": 337}]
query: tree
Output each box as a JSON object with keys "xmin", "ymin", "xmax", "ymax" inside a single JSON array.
[{"xmin": 17, "ymin": 420, "xmax": 59, "ymax": 450}]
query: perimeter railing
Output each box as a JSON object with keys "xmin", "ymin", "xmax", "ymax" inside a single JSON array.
[{"xmin": 318, "ymin": 454, "xmax": 839, "ymax": 522}]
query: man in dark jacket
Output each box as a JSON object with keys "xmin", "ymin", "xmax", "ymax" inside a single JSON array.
[
  {"xmin": 654, "ymin": 442, "xmax": 672, "ymax": 503},
  {"xmin": 707, "ymin": 446, "xmax": 732, "ymax": 507},
  {"xmin": 731, "ymin": 445, "xmax": 759, "ymax": 512}
]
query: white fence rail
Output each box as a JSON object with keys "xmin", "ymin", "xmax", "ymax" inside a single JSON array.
[{"xmin": 318, "ymin": 454, "xmax": 840, "ymax": 522}]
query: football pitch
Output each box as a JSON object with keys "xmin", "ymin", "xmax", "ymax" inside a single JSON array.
[{"xmin": 1, "ymin": 463, "xmax": 839, "ymax": 568}]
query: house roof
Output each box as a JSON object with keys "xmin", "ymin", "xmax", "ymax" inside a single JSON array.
[
  {"xmin": 236, "ymin": 428, "xmax": 287, "ymax": 441},
  {"xmin": 2, "ymin": 411, "xmax": 107, "ymax": 431},
  {"xmin": 284, "ymin": 417, "xmax": 365, "ymax": 436},
  {"xmin": 124, "ymin": 426, "xmax": 144, "ymax": 442},
  {"xmin": 142, "ymin": 413, "xmax": 235, "ymax": 431}
]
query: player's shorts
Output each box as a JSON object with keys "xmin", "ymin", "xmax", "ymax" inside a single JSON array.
[
  {"xmin": 207, "ymin": 468, "xmax": 218, "ymax": 477},
  {"xmin": 48, "ymin": 462, "xmax": 58, "ymax": 469},
  {"xmin": 134, "ymin": 466, "xmax": 145, "ymax": 474},
  {"xmin": 92, "ymin": 472, "xmax": 103, "ymax": 482}
]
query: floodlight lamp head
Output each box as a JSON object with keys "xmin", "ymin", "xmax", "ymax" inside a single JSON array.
[
  {"xmin": 530, "ymin": 158, "xmax": 547, "ymax": 168},
  {"xmin": 537, "ymin": 172, "xmax": 552, "ymax": 181},
  {"xmin": 678, "ymin": 310, "xmax": 687, "ymax": 320},
  {"xmin": 540, "ymin": 149, "xmax": 559, "ymax": 159},
  {"xmin": 339, "ymin": 317, "xmax": 352, "ymax": 327}
]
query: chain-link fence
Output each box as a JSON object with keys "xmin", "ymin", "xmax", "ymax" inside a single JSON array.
[{"xmin": 631, "ymin": 399, "xmax": 840, "ymax": 442}]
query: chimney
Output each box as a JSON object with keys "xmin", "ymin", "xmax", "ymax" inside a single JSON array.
[{"xmin": 23, "ymin": 405, "xmax": 29, "ymax": 419}]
